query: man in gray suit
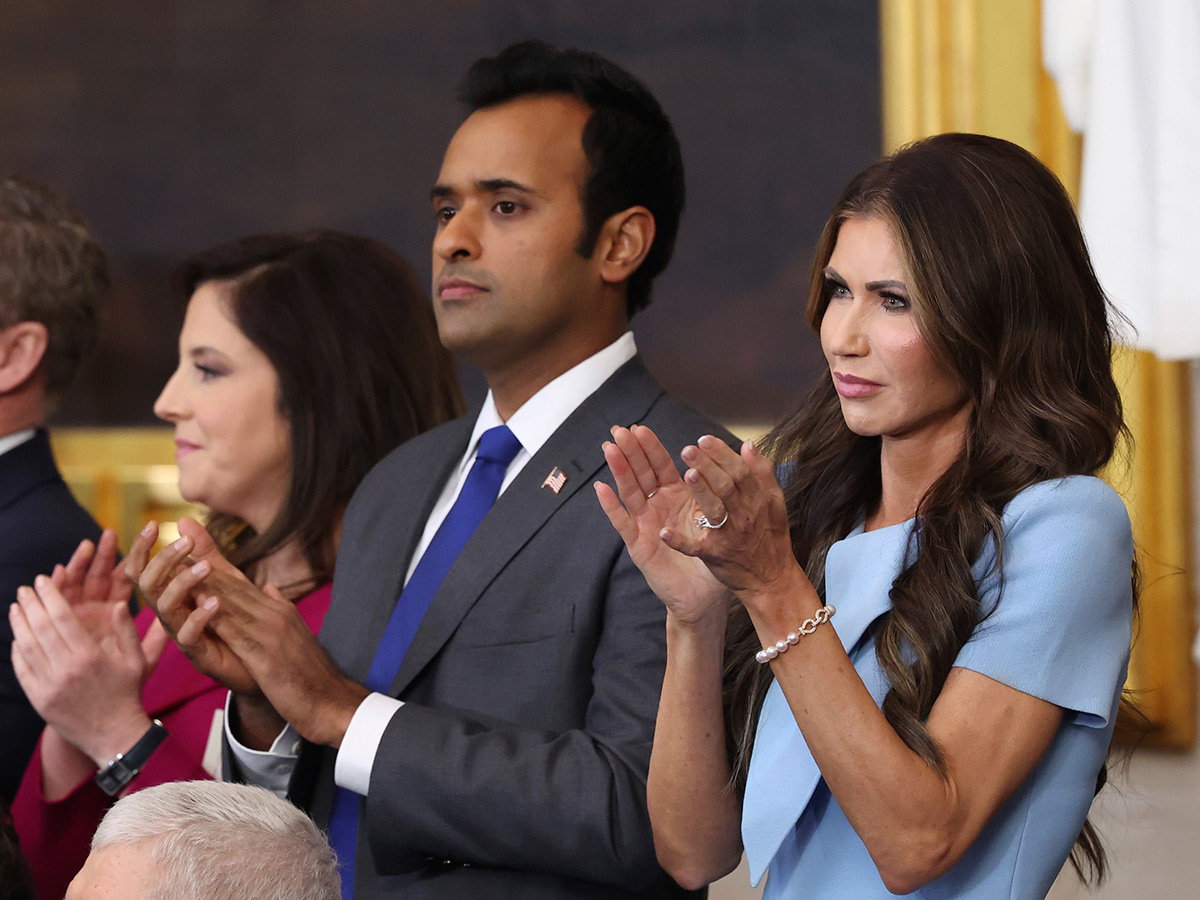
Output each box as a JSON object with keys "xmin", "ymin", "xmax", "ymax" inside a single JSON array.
[{"xmin": 137, "ymin": 41, "xmax": 726, "ymax": 898}]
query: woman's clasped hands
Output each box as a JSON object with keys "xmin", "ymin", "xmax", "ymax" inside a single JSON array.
[{"xmin": 595, "ymin": 425, "xmax": 806, "ymax": 626}]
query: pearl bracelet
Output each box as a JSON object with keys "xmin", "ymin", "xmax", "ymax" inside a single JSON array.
[{"xmin": 754, "ymin": 605, "xmax": 836, "ymax": 664}]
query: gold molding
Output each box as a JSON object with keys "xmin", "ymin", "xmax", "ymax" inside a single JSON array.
[{"xmin": 50, "ymin": 427, "xmax": 203, "ymax": 554}]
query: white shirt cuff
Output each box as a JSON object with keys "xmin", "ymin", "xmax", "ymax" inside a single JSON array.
[
  {"xmin": 334, "ymin": 692, "xmax": 404, "ymax": 796},
  {"xmin": 223, "ymin": 692, "xmax": 303, "ymax": 798}
]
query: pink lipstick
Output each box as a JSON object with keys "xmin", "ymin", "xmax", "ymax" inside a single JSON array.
[{"xmin": 833, "ymin": 372, "xmax": 882, "ymax": 399}]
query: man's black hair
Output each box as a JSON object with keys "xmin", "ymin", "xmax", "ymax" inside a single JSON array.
[{"xmin": 460, "ymin": 40, "xmax": 685, "ymax": 317}]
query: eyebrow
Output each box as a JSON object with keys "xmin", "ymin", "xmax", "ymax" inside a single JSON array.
[
  {"xmin": 823, "ymin": 267, "xmax": 908, "ymax": 293},
  {"xmin": 430, "ymin": 178, "xmax": 541, "ymax": 202},
  {"xmin": 823, "ymin": 266, "xmax": 847, "ymax": 286},
  {"xmin": 187, "ymin": 345, "xmax": 230, "ymax": 361}
]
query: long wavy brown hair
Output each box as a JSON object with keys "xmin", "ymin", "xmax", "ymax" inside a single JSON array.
[{"xmin": 724, "ymin": 133, "xmax": 1134, "ymax": 882}]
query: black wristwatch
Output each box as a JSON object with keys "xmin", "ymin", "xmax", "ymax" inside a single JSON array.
[{"xmin": 94, "ymin": 720, "xmax": 169, "ymax": 796}]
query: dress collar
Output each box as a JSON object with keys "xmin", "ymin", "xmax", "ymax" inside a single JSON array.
[{"xmin": 742, "ymin": 519, "xmax": 917, "ymax": 883}]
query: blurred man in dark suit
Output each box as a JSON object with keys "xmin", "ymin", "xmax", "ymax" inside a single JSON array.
[{"xmin": 0, "ymin": 176, "xmax": 107, "ymax": 802}]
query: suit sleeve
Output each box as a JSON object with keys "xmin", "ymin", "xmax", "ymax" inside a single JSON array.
[{"xmin": 361, "ymin": 537, "xmax": 666, "ymax": 891}]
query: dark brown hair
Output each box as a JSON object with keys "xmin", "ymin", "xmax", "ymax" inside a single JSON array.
[
  {"xmin": 460, "ymin": 40, "xmax": 685, "ymax": 318},
  {"xmin": 0, "ymin": 175, "xmax": 108, "ymax": 395},
  {"xmin": 172, "ymin": 231, "xmax": 464, "ymax": 589},
  {"xmin": 725, "ymin": 133, "xmax": 1132, "ymax": 882}
]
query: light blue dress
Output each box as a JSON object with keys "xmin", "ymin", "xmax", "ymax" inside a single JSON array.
[{"xmin": 741, "ymin": 476, "xmax": 1133, "ymax": 899}]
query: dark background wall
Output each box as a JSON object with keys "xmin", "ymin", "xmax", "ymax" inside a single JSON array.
[{"xmin": 0, "ymin": 0, "xmax": 880, "ymax": 427}]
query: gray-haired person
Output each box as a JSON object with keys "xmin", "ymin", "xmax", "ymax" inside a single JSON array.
[{"xmin": 65, "ymin": 781, "xmax": 339, "ymax": 900}]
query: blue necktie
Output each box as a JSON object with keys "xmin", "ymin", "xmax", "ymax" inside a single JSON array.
[{"xmin": 329, "ymin": 425, "xmax": 523, "ymax": 896}]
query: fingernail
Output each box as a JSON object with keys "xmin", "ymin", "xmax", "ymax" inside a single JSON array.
[
  {"xmin": 681, "ymin": 446, "xmax": 697, "ymax": 461},
  {"xmin": 191, "ymin": 561, "xmax": 209, "ymax": 575},
  {"xmin": 745, "ymin": 439, "xmax": 757, "ymax": 453},
  {"xmin": 173, "ymin": 537, "xmax": 189, "ymax": 550},
  {"xmin": 685, "ymin": 469, "xmax": 700, "ymax": 484},
  {"xmin": 34, "ymin": 574, "xmax": 47, "ymax": 588},
  {"xmin": 141, "ymin": 522, "xmax": 155, "ymax": 536},
  {"xmin": 203, "ymin": 596, "xmax": 218, "ymax": 611}
]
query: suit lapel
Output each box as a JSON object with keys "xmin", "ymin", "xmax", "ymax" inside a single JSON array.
[
  {"xmin": 325, "ymin": 418, "xmax": 473, "ymax": 682},
  {"xmin": 389, "ymin": 358, "xmax": 667, "ymax": 696}
]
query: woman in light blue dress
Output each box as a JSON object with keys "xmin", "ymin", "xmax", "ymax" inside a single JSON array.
[{"xmin": 597, "ymin": 133, "xmax": 1135, "ymax": 899}]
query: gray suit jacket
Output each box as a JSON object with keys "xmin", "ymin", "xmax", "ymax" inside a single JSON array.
[{"xmin": 301, "ymin": 357, "xmax": 724, "ymax": 898}]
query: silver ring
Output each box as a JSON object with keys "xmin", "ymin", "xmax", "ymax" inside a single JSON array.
[{"xmin": 694, "ymin": 511, "xmax": 729, "ymax": 530}]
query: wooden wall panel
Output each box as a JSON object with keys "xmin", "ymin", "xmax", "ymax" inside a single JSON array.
[{"xmin": 0, "ymin": 1, "xmax": 882, "ymax": 432}]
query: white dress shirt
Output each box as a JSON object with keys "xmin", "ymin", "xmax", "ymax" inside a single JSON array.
[
  {"xmin": 0, "ymin": 428, "xmax": 36, "ymax": 459},
  {"xmin": 227, "ymin": 333, "xmax": 638, "ymax": 796}
]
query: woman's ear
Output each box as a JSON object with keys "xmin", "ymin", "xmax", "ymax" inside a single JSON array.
[
  {"xmin": 0, "ymin": 321, "xmax": 49, "ymax": 393},
  {"xmin": 597, "ymin": 206, "xmax": 656, "ymax": 287}
]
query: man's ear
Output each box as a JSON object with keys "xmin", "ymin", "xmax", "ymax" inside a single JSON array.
[
  {"xmin": 0, "ymin": 322, "xmax": 49, "ymax": 393},
  {"xmin": 597, "ymin": 207, "xmax": 656, "ymax": 286}
]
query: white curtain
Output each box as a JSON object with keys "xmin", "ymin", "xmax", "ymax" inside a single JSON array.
[{"xmin": 1043, "ymin": 0, "xmax": 1200, "ymax": 360}]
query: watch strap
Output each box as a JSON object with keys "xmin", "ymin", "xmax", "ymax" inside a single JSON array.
[{"xmin": 95, "ymin": 719, "xmax": 169, "ymax": 796}]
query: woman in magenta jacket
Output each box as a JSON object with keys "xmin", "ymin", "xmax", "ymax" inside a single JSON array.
[{"xmin": 9, "ymin": 231, "xmax": 462, "ymax": 900}]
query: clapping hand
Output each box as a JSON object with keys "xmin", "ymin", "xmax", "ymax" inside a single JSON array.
[
  {"xmin": 47, "ymin": 530, "xmax": 130, "ymax": 636},
  {"xmin": 597, "ymin": 426, "xmax": 806, "ymax": 618},
  {"xmin": 126, "ymin": 517, "xmax": 366, "ymax": 748},
  {"xmin": 9, "ymin": 531, "xmax": 167, "ymax": 767},
  {"xmin": 596, "ymin": 425, "xmax": 731, "ymax": 627}
]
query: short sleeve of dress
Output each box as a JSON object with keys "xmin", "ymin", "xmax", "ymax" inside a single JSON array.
[{"xmin": 953, "ymin": 476, "xmax": 1133, "ymax": 728}]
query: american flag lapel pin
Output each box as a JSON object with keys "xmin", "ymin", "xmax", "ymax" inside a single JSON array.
[{"xmin": 541, "ymin": 466, "xmax": 568, "ymax": 494}]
